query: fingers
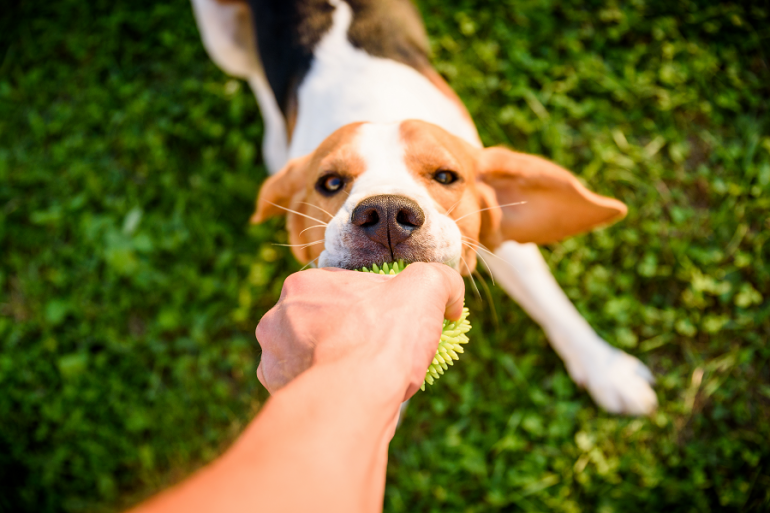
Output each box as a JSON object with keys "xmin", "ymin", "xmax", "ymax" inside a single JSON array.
[
  {"xmin": 397, "ymin": 263, "xmax": 465, "ymax": 320},
  {"xmin": 256, "ymin": 305, "xmax": 284, "ymax": 394},
  {"xmin": 255, "ymin": 320, "xmax": 272, "ymax": 393},
  {"xmin": 253, "ymin": 262, "xmax": 465, "ymax": 399},
  {"xmin": 256, "ymin": 362, "xmax": 269, "ymax": 391}
]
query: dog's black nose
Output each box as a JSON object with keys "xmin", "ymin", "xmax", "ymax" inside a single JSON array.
[{"xmin": 351, "ymin": 194, "xmax": 425, "ymax": 250}]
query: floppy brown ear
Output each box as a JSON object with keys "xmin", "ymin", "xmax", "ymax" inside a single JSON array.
[
  {"xmin": 478, "ymin": 147, "xmax": 627, "ymax": 245},
  {"xmin": 250, "ymin": 155, "xmax": 312, "ymax": 224}
]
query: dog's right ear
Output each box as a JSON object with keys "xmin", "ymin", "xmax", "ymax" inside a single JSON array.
[
  {"xmin": 476, "ymin": 146, "xmax": 627, "ymax": 245},
  {"xmin": 250, "ymin": 155, "xmax": 312, "ymax": 224}
]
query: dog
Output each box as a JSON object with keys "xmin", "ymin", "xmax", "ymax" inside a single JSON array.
[{"xmin": 191, "ymin": 0, "xmax": 657, "ymax": 415}]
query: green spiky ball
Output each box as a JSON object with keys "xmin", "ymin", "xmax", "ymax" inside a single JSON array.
[{"xmin": 357, "ymin": 260, "xmax": 471, "ymax": 391}]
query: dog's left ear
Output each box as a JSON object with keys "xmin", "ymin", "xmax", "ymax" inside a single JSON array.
[
  {"xmin": 250, "ymin": 154, "xmax": 312, "ymax": 224},
  {"xmin": 477, "ymin": 146, "xmax": 627, "ymax": 246}
]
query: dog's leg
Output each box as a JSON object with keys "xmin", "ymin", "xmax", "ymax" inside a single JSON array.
[
  {"xmin": 190, "ymin": 0, "xmax": 288, "ymax": 173},
  {"xmin": 484, "ymin": 240, "xmax": 657, "ymax": 415}
]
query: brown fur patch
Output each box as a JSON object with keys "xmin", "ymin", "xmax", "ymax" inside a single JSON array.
[
  {"xmin": 399, "ymin": 120, "xmax": 485, "ymax": 271},
  {"xmin": 253, "ymin": 123, "xmax": 367, "ymax": 262}
]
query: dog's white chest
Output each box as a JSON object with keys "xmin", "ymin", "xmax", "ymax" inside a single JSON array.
[{"xmin": 289, "ymin": 0, "xmax": 480, "ymax": 159}]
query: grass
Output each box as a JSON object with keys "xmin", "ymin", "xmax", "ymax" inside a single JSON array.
[{"xmin": 1, "ymin": 0, "xmax": 768, "ymax": 511}]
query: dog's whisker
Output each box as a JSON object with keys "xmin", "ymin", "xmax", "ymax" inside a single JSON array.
[
  {"xmin": 459, "ymin": 255, "xmax": 482, "ymax": 300},
  {"xmin": 473, "ymin": 267, "xmax": 499, "ymax": 325},
  {"xmin": 265, "ymin": 201, "xmax": 328, "ymax": 226},
  {"xmin": 453, "ymin": 201, "xmax": 527, "ymax": 223},
  {"xmin": 272, "ymin": 240, "xmax": 325, "ymax": 249},
  {"xmin": 460, "ymin": 239, "xmax": 485, "ymax": 254},
  {"xmin": 462, "ymin": 241, "xmax": 496, "ymax": 286},
  {"xmin": 460, "ymin": 237, "xmax": 508, "ymax": 265},
  {"xmin": 461, "ymin": 235, "xmax": 494, "ymax": 254},
  {"xmin": 471, "ymin": 268, "xmax": 491, "ymax": 299},
  {"xmin": 299, "ymin": 201, "xmax": 334, "ymax": 220},
  {"xmin": 476, "ymin": 245, "xmax": 510, "ymax": 265},
  {"xmin": 474, "ymin": 251, "xmax": 496, "ymax": 286},
  {"xmin": 461, "ymin": 237, "xmax": 494, "ymax": 257},
  {"xmin": 444, "ymin": 199, "xmax": 462, "ymax": 217},
  {"xmin": 477, "ymin": 254, "xmax": 497, "ymax": 286},
  {"xmin": 299, "ymin": 240, "xmax": 325, "ymax": 249},
  {"xmin": 299, "ymin": 224, "xmax": 327, "ymax": 236},
  {"xmin": 299, "ymin": 255, "xmax": 322, "ymax": 271},
  {"xmin": 461, "ymin": 236, "xmax": 507, "ymax": 265}
]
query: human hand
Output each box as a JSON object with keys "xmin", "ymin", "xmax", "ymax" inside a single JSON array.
[{"xmin": 256, "ymin": 263, "xmax": 465, "ymax": 401}]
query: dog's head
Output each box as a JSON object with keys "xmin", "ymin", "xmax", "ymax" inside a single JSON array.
[{"xmin": 251, "ymin": 120, "xmax": 627, "ymax": 273}]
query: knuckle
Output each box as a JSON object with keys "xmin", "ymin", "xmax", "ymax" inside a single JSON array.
[
  {"xmin": 281, "ymin": 272, "xmax": 302, "ymax": 292},
  {"xmin": 281, "ymin": 269, "xmax": 318, "ymax": 296},
  {"xmin": 255, "ymin": 312, "xmax": 275, "ymax": 345},
  {"xmin": 255, "ymin": 318, "xmax": 266, "ymax": 338},
  {"xmin": 280, "ymin": 273, "xmax": 305, "ymax": 298},
  {"xmin": 407, "ymin": 261, "xmax": 447, "ymax": 286},
  {"xmin": 404, "ymin": 261, "xmax": 436, "ymax": 278}
]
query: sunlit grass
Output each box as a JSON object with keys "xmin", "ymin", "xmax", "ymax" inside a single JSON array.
[{"xmin": 0, "ymin": 0, "xmax": 768, "ymax": 511}]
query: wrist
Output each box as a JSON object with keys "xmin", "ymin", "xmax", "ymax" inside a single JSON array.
[
  {"xmin": 240, "ymin": 357, "xmax": 403, "ymax": 477},
  {"xmin": 314, "ymin": 349, "xmax": 410, "ymax": 413}
]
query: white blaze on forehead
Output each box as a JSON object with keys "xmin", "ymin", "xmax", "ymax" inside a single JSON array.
[
  {"xmin": 289, "ymin": 0, "xmax": 480, "ymax": 159},
  {"xmin": 349, "ymin": 122, "xmax": 427, "ymax": 201}
]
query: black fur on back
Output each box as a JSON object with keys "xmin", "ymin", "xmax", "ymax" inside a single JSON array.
[{"xmin": 246, "ymin": 0, "xmax": 431, "ymax": 116}]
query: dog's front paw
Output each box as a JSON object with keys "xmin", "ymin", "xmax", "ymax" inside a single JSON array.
[{"xmin": 582, "ymin": 348, "xmax": 657, "ymax": 415}]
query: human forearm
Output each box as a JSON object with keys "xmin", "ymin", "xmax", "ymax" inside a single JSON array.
[
  {"xmin": 239, "ymin": 357, "xmax": 404, "ymax": 513},
  {"xmin": 131, "ymin": 356, "xmax": 403, "ymax": 513}
]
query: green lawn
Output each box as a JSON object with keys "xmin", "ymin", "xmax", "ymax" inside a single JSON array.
[{"xmin": 1, "ymin": 0, "xmax": 768, "ymax": 511}]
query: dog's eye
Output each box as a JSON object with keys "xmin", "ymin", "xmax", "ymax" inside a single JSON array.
[
  {"xmin": 433, "ymin": 170, "xmax": 458, "ymax": 185},
  {"xmin": 317, "ymin": 174, "xmax": 345, "ymax": 195}
]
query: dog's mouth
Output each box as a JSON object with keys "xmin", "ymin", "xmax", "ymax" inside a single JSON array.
[
  {"xmin": 334, "ymin": 247, "xmax": 439, "ymax": 271},
  {"xmin": 320, "ymin": 232, "xmax": 461, "ymax": 272}
]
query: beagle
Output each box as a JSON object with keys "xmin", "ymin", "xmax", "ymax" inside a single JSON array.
[{"xmin": 191, "ymin": 0, "xmax": 657, "ymax": 414}]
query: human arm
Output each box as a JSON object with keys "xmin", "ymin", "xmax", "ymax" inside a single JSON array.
[{"xmin": 128, "ymin": 262, "xmax": 465, "ymax": 513}]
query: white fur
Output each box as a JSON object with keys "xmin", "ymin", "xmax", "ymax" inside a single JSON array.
[
  {"xmin": 289, "ymin": 0, "xmax": 481, "ymax": 159},
  {"xmin": 318, "ymin": 123, "xmax": 463, "ymax": 270},
  {"xmin": 485, "ymin": 241, "xmax": 658, "ymax": 414},
  {"xmin": 190, "ymin": 0, "xmax": 288, "ymax": 172}
]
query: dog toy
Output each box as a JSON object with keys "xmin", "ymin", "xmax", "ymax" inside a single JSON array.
[{"xmin": 356, "ymin": 260, "xmax": 471, "ymax": 391}]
